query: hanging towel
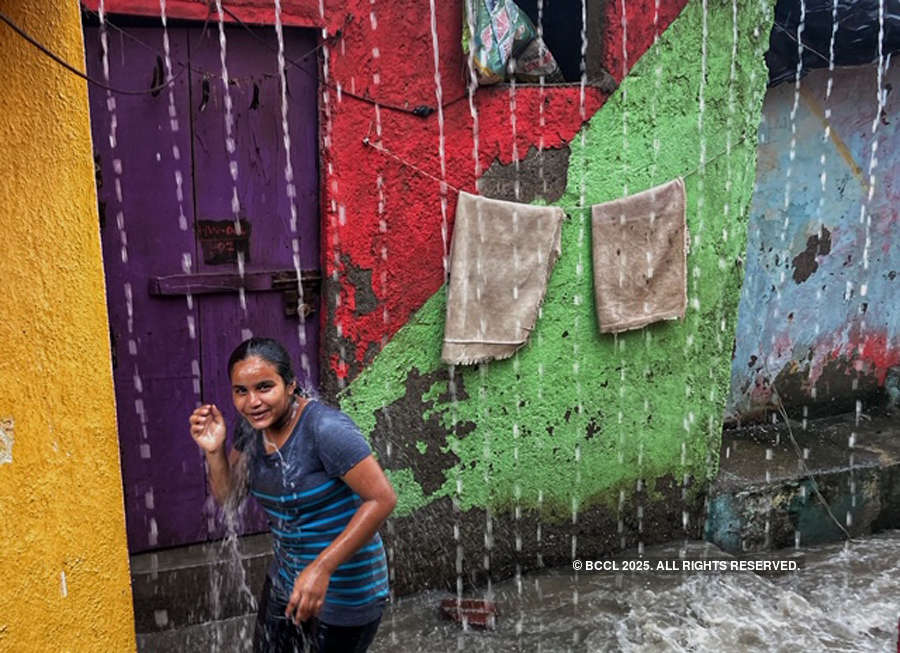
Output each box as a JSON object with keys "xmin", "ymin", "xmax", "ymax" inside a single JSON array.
[
  {"xmin": 442, "ymin": 191, "xmax": 565, "ymax": 365},
  {"xmin": 590, "ymin": 178, "xmax": 688, "ymax": 334}
]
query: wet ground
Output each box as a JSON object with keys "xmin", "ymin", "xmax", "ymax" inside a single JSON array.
[{"xmin": 371, "ymin": 530, "xmax": 900, "ymax": 652}]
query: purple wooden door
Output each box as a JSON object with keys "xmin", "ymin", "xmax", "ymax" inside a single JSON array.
[{"xmin": 85, "ymin": 24, "xmax": 320, "ymax": 553}]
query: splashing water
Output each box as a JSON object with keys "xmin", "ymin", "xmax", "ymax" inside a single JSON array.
[{"xmin": 371, "ymin": 531, "xmax": 900, "ymax": 652}]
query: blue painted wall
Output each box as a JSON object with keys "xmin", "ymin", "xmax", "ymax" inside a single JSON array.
[{"xmin": 728, "ymin": 63, "xmax": 900, "ymax": 420}]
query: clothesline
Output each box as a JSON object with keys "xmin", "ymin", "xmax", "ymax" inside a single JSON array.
[{"xmin": 362, "ymin": 132, "xmax": 751, "ymax": 211}]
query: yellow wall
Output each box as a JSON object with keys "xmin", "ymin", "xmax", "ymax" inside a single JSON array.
[{"xmin": 0, "ymin": 3, "xmax": 136, "ymax": 650}]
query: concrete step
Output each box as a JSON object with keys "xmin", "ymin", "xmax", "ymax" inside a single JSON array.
[
  {"xmin": 130, "ymin": 533, "xmax": 271, "ymax": 636},
  {"xmin": 705, "ymin": 411, "xmax": 900, "ymax": 553},
  {"xmin": 136, "ymin": 615, "xmax": 255, "ymax": 653}
]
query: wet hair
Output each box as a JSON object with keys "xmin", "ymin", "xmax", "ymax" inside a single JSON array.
[{"xmin": 227, "ymin": 337, "xmax": 298, "ymax": 393}]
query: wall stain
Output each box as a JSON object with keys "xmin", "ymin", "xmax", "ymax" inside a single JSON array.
[
  {"xmin": 0, "ymin": 418, "xmax": 13, "ymax": 466},
  {"xmin": 342, "ymin": 254, "xmax": 378, "ymax": 318},
  {"xmin": 792, "ymin": 226, "xmax": 831, "ymax": 284},
  {"xmin": 772, "ymin": 356, "xmax": 882, "ymax": 418},
  {"xmin": 477, "ymin": 144, "xmax": 571, "ymax": 204},
  {"xmin": 369, "ymin": 367, "xmax": 474, "ymax": 495},
  {"xmin": 383, "ymin": 475, "xmax": 705, "ymax": 595}
]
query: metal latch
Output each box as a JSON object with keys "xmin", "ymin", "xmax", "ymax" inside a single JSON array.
[{"xmin": 148, "ymin": 269, "xmax": 321, "ymax": 319}]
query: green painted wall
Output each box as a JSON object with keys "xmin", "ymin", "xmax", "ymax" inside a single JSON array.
[{"xmin": 342, "ymin": 0, "xmax": 773, "ymax": 530}]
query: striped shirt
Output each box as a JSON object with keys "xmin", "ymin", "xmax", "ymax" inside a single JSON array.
[{"xmin": 237, "ymin": 400, "xmax": 388, "ymax": 626}]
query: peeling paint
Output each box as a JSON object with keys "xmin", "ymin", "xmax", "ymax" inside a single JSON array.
[
  {"xmin": 342, "ymin": 0, "xmax": 772, "ymax": 588},
  {"xmin": 0, "ymin": 419, "xmax": 13, "ymax": 466},
  {"xmin": 476, "ymin": 145, "xmax": 571, "ymax": 204},
  {"xmin": 791, "ymin": 226, "xmax": 831, "ymax": 284},
  {"xmin": 730, "ymin": 64, "xmax": 900, "ymax": 419}
]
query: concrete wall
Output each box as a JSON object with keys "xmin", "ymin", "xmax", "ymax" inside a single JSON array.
[
  {"xmin": 0, "ymin": 4, "xmax": 136, "ymax": 650},
  {"xmin": 339, "ymin": 0, "xmax": 775, "ymax": 592},
  {"xmin": 728, "ymin": 63, "xmax": 900, "ymax": 421}
]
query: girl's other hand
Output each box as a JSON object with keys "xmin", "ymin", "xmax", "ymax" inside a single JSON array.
[
  {"xmin": 286, "ymin": 561, "xmax": 331, "ymax": 624},
  {"xmin": 189, "ymin": 404, "xmax": 226, "ymax": 454}
]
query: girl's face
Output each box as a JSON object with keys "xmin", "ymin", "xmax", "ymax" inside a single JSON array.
[{"xmin": 230, "ymin": 356, "xmax": 296, "ymax": 431}]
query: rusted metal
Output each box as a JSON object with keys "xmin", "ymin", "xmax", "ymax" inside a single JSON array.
[{"xmin": 149, "ymin": 269, "xmax": 321, "ymax": 319}]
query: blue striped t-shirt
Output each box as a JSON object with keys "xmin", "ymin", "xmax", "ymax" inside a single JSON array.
[{"xmin": 237, "ymin": 400, "xmax": 388, "ymax": 626}]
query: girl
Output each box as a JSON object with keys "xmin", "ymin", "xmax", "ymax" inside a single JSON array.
[{"xmin": 189, "ymin": 337, "xmax": 396, "ymax": 652}]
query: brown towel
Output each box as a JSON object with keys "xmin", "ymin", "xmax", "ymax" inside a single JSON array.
[
  {"xmin": 591, "ymin": 178, "xmax": 688, "ymax": 334},
  {"xmin": 442, "ymin": 191, "xmax": 565, "ymax": 365}
]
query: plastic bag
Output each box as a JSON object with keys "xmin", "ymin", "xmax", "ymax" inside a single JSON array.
[
  {"xmin": 463, "ymin": 0, "xmax": 563, "ymax": 85},
  {"xmin": 767, "ymin": 0, "xmax": 900, "ymax": 86}
]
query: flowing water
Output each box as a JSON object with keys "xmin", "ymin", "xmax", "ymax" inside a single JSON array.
[
  {"xmin": 370, "ymin": 530, "xmax": 900, "ymax": 652},
  {"xmin": 93, "ymin": 2, "xmax": 897, "ymax": 652}
]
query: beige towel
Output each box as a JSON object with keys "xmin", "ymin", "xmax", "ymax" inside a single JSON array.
[
  {"xmin": 442, "ymin": 191, "xmax": 565, "ymax": 365},
  {"xmin": 591, "ymin": 178, "xmax": 688, "ymax": 334}
]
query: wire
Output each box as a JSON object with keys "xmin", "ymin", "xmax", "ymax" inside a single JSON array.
[
  {"xmin": 772, "ymin": 21, "xmax": 832, "ymax": 67},
  {"xmin": 85, "ymin": 9, "xmax": 325, "ymax": 87},
  {"xmin": 774, "ymin": 398, "xmax": 854, "ymax": 542},
  {"xmin": 363, "ymin": 137, "xmax": 468, "ymax": 193},
  {"xmin": 88, "ymin": 10, "xmax": 210, "ymax": 80},
  {"xmin": 219, "ymin": 4, "xmax": 330, "ymax": 68},
  {"xmin": 0, "ymin": 9, "xmax": 183, "ymax": 95},
  {"xmin": 363, "ymin": 132, "xmax": 753, "ymax": 210}
]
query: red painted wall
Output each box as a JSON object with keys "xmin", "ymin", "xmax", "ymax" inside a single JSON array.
[
  {"xmin": 80, "ymin": 0, "xmax": 689, "ymax": 389},
  {"xmin": 319, "ymin": 0, "xmax": 687, "ymax": 388}
]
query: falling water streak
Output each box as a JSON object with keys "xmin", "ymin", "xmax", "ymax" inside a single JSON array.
[
  {"xmin": 97, "ymin": 6, "xmax": 127, "ymax": 267},
  {"xmin": 779, "ymin": 0, "xmax": 806, "ymax": 299},
  {"xmin": 619, "ymin": 0, "xmax": 628, "ymax": 197},
  {"xmin": 428, "ymin": 0, "xmax": 450, "ymax": 281},
  {"xmin": 317, "ymin": 8, "xmax": 345, "ymax": 391},
  {"xmin": 849, "ymin": 0, "xmax": 887, "ymax": 542},
  {"xmin": 567, "ymin": 1, "xmax": 589, "ymax": 633},
  {"xmin": 453, "ymin": 3, "xmax": 483, "ymax": 635},
  {"xmin": 212, "ymin": 0, "xmax": 247, "ymax": 312},
  {"xmin": 535, "ymin": 0, "xmax": 546, "ymax": 413},
  {"xmin": 797, "ymin": 0, "xmax": 841, "ymax": 547},
  {"xmin": 860, "ymin": 1, "xmax": 886, "ymax": 274},
  {"xmin": 273, "ymin": 0, "xmax": 312, "ymax": 387},
  {"xmin": 159, "ymin": 0, "xmax": 199, "ymax": 381},
  {"xmin": 158, "ymin": 8, "xmax": 204, "ymax": 609},
  {"xmin": 768, "ymin": 0, "xmax": 807, "ymax": 544},
  {"xmin": 536, "ymin": 0, "xmax": 547, "ymax": 202},
  {"xmin": 479, "ymin": 365, "xmax": 493, "ymax": 606},
  {"xmin": 502, "ymin": 14, "xmax": 525, "ymax": 640},
  {"xmin": 512, "ymin": 355, "xmax": 524, "ymax": 640},
  {"xmin": 475, "ymin": 208, "xmax": 493, "ymax": 608},
  {"xmin": 532, "ymin": 11, "xmax": 547, "ymax": 635},
  {"xmin": 464, "ymin": 0, "xmax": 482, "ymax": 178},
  {"xmin": 613, "ymin": 0, "xmax": 629, "ymax": 559},
  {"xmin": 473, "ymin": 67, "xmax": 491, "ymax": 606},
  {"xmin": 637, "ymin": 0, "xmax": 662, "ymax": 554},
  {"xmin": 98, "ymin": 3, "xmax": 155, "ymax": 557},
  {"xmin": 682, "ymin": 0, "xmax": 710, "ymax": 549},
  {"xmin": 366, "ymin": 4, "xmax": 398, "ymax": 640}
]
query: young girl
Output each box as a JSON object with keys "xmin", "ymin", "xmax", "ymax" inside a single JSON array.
[{"xmin": 189, "ymin": 337, "xmax": 396, "ymax": 652}]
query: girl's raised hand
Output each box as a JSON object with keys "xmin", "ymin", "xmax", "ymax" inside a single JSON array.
[{"xmin": 189, "ymin": 404, "xmax": 226, "ymax": 454}]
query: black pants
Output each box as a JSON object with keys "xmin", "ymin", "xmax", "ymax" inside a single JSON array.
[{"xmin": 253, "ymin": 577, "xmax": 382, "ymax": 653}]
